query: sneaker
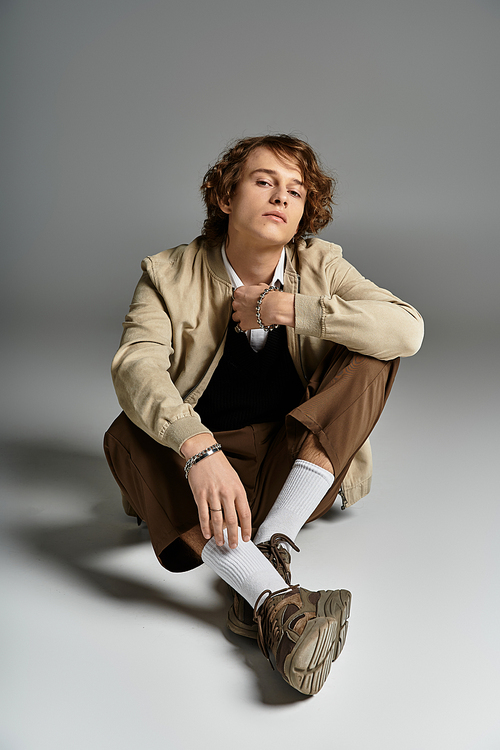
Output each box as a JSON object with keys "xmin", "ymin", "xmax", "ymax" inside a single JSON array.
[
  {"xmin": 254, "ymin": 586, "xmax": 339, "ymax": 695},
  {"xmin": 227, "ymin": 534, "xmax": 299, "ymax": 639},
  {"xmin": 322, "ymin": 588, "xmax": 352, "ymax": 662}
]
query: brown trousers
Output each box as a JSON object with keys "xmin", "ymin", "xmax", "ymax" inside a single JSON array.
[{"xmin": 104, "ymin": 346, "xmax": 399, "ymax": 572}]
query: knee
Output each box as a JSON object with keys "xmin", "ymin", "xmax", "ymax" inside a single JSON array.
[{"xmin": 297, "ymin": 433, "xmax": 333, "ymax": 474}]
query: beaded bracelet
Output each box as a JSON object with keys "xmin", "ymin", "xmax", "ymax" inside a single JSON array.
[
  {"xmin": 184, "ymin": 443, "xmax": 222, "ymax": 479},
  {"xmin": 255, "ymin": 285, "xmax": 282, "ymax": 332}
]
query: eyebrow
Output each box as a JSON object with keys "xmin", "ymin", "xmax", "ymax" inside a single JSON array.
[{"xmin": 250, "ymin": 168, "xmax": 304, "ymax": 187}]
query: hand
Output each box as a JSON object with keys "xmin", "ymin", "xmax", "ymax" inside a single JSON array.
[
  {"xmin": 232, "ymin": 283, "xmax": 268, "ymax": 331},
  {"xmin": 232, "ymin": 285, "xmax": 295, "ymax": 331},
  {"xmin": 181, "ymin": 435, "xmax": 252, "ymax": 548}
]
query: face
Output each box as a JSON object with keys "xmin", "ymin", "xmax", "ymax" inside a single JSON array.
[{"xmin": 219, "ymin": 147, "xmax": 306, "ymax": 250}]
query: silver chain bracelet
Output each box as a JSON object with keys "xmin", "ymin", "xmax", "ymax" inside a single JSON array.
[
  {"xmin": 255, "ymin": 285, "xmax": 282, "ymax": 332},
  {"xmin": 184, "ymin": 443, "xmax": 222, "ymax": 479}
]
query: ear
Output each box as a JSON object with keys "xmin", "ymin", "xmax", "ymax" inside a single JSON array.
[{"xmin": 218, "ymin": 195, "xmax": 232, "ymax": 215}]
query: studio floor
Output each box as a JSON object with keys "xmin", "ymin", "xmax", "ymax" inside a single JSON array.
[{"xmin": 1, "ymin": 328, "xmax": 498, "ymax": 750}]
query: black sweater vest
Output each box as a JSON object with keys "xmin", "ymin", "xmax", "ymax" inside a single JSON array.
[{"xmin": 195, "ymin": 323, "xmax": 305, "ymax": 432}]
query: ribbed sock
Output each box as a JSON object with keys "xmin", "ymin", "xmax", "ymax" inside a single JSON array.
[
  {"xmin": 253, "ymin": 459, "xmax": 334, "ymax": 548},
  {"xmin": 201, "ymin": 527, "xmax": 286, "ymax": 609}
]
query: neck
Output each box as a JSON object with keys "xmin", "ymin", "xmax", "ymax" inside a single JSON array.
[{"xmin": 225, "ymin": 236, "xmax": 284, "ymax": 286}]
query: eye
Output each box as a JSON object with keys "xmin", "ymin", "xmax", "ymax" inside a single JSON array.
[
  {"xmin": 257, "ymin": 179, "xmax": 271, "ymax": 187},
  {"xmin": 289, "ymin": 190, "xmax": 302, "ymax": 198}
]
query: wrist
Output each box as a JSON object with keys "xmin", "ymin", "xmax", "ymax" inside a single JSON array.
[
  {"xmin": 184, "ymin": 441, "xmax": 222, "ymax": 479},
  {"xmin": 180, "ymin": 433, "xmax": 217, "ymax": 459},
  {"xmin": 261, "ymin": 291, "xmax": 295, "ymax": 328}
]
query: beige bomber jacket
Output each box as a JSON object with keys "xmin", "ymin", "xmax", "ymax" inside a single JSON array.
[{"xmin": 112, "ymin": 236, "xmax": 424, "ymax": 508}]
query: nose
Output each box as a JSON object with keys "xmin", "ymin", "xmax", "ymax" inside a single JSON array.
[
  {"xmin": 271, "ymin": 186, "xmax": 288, "ymax": 207},
  {"xmin": 272, "ymin": 192, "xmax": 288, "ymax": 206}
]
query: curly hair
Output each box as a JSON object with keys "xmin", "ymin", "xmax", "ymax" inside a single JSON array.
[{"xmin": 200, "ymin": 134, "xmax": 336, "ymax": 245}]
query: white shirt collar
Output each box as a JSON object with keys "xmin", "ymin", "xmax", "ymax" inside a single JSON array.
[{"xmin": 221, "ymin": 243, "xmax": 285, "ymax": 289}]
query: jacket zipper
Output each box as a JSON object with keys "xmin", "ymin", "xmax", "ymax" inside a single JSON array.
[
  {"xmin": 295, "ymin": 273, "xmax": 307, "ymax": 383},
  {"xmin": 296, "ymin": 269, "xmax": 346, "ymax": 509},
  {"xmin": 296, "ymin": 269, "xmax": 344, "ymax": 505},
  {"xmin": 339, "ymin": 484, "xmax": 347, "ymax": 511}
]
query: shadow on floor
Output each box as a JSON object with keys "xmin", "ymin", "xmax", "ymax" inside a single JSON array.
[{"xmin": 1, "ymin": 437, "xmax": 334, "ymax": 705}]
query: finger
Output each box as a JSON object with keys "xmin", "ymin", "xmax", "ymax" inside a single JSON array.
[
  {"xmin": 209, "ymin": 503, "xmax": 225, "ymax": 546},
  {"xmin": 223, "ymin": 504, "xmax": 239, "ymax": 549},
  {"xmin": 197, "ymin": 497, "xmax": 212, "ymax": 540},
  {"xmin": 235, "ymin": 496, "xmax": 252, "ymax": 542},
  {"xmin": 232, "ymin": 313, "xmax": 247, "ymax": 332}
]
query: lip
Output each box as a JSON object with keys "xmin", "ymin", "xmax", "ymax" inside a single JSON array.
[{"xmin": 263, "ymin": 211, "xmax": 287, "ymax": 223}]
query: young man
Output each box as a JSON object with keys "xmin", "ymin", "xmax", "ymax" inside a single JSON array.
[{"xmin": 104, "ymin": 135, "xmax": 423, "ymax": 695}]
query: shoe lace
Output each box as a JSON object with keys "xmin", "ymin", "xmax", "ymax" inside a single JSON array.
[{"xmin": 256, "ymin": 534, "xmax": 300, "ymax": 585}]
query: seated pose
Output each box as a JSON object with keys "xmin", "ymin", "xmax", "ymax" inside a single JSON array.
[{"xmin": 104, "ymin": 134, "xmax": 424, "ymax": 695}]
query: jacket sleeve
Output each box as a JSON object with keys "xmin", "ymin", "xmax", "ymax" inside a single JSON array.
[
  {"xmin": 111, "ymin": 264, "xmax": 212, "ymax": 453},
  {"xmin": 294, "ymin": 258, "xmax": 424, "ymax": 360}
]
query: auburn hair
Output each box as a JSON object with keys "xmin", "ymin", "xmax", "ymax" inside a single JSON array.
[{"xmin": 200, "ymin": 134, "xmax": 336, "ymax": 245}]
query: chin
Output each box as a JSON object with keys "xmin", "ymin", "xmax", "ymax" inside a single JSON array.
[{"xmin": 258, "ymin": 229, "xmax": 292, "ymax": 245}]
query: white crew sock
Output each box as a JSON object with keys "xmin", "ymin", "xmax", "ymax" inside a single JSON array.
[
  {"xmin": 201, "ymin": 527, "xmax": 286, "ymax": 609},
  {"xmin": 253, "ymin": 459, "xmax": 334, "ymax": 548}
]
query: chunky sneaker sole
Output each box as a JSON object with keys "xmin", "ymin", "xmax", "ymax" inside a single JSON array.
[
  {"xmin": 227, "ymin": 598, "xmax": 259, "ymax": 638},
  {"xmin": 321, "ymin": 588, "xmax": 351, "ymax": 662},
  {"xmin": 284, "ymin": 615, "xmax": 338, "ymax": 695}
]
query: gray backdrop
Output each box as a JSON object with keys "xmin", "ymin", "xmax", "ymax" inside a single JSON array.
[
  {"xmin": 1, "ymin": 1, "xmax": 499, "ymax": 748},
  {"xmin": 2, "ymin": 0, "xmax": 499, "ymax": 446},
  {"xmin": 3, "ymin": 0, "xmax": 499, "ymax": 335}
]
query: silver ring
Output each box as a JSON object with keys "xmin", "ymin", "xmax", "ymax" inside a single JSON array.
[
  {"xmin": 234, "ymin": 324, "xmax": 244, "ymax": 334},
  {"xmin": 210, "ymin": 508, "xmax": 223, "ymax": 513}
]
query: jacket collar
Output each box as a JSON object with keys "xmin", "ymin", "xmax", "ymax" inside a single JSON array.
[
  {"xmin": 203, "ymin": 236, "xmax": 300, "ymax": 288},
  {"xmin": 203, "ymin": 239, "xmax": 232, "ymax": 287}
]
